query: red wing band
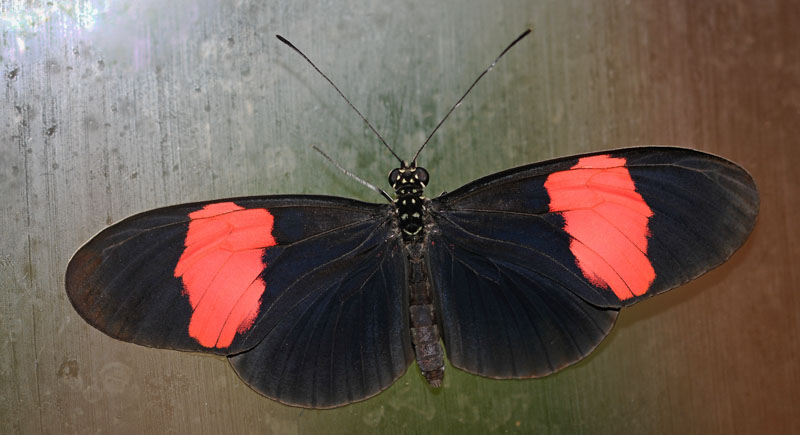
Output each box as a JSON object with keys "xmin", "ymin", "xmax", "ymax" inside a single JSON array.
[
  {"xmin": 545, "ymin": 155, "xmax": 655, "ymax": 300},
  {"xmin": 174, "ymin": 202, "xmax": 276, "ymax": 348}
]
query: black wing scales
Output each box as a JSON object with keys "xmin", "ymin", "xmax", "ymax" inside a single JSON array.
[
  {"xmin": 66, "ymin": 195, "xmax": 413, "ymax": 407},
  {"xmin": 427, "ymin": 147, "xmax": 758, "ymax": 378},
  {"xmin": 229, "ymin": 228, "xmax": 411, "ymax": 408},
  {"xmin": 426, "ymin": 223, "xmax": 618, "ymax": 377}
]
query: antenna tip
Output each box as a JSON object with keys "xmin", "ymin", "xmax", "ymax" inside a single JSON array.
[{"xmin": 517, "ymin": 29, "xmax": 532, "ymax": 40}]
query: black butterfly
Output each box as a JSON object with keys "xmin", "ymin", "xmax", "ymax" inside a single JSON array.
[{"xmin": 66, "ymin": 30, "xmax": 759, "ymax": 408}]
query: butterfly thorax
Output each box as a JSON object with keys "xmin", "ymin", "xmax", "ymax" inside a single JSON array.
[{"xmin": 389, "ymin": 163, "xmax": 429, "ymax": 241}]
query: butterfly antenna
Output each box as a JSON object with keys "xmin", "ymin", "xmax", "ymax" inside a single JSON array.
[
  {"xmin": 411, "ymin": 29, "xmax": 532, "ymax": 165},
  {"xmin": 277, "ymin": 35, "xmax": 404, "ymax": 165},
  {"xmin": 311, "ymin": 145, "xmax": 394, "ymax": 203}
]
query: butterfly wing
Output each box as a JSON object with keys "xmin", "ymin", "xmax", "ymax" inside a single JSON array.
[
  {"xmin": 426, "ymin": 147, "xmax": 759, "ymax": 378},
  {"xmin": 66, "ymin": 196, "xmax": 413, "ymax": 408}
]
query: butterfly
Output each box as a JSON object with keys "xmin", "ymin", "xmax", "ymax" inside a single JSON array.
[{"xmin": 65, "ymin": 30, "xmax": 759, "ymax": 408}]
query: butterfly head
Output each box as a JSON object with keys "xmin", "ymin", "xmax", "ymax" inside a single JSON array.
[{"xmin": 389, "ymin": 161, "xmax": 429, "ymax": 197}]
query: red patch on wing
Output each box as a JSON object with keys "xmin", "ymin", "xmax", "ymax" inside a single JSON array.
[
  {"xmin": 174, "ymin": 202, "xmax": 276, "ymax": 348},
  {"xmin": 544, "ymin": 155, "xmax": 655, "ymax": 300}
]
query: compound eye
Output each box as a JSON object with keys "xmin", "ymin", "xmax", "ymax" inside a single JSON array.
[
  {"xmin": 388, "ymin": 168, "xmax": 401, "ymax": 186},
  {"xmin": 414, "ymin": 167, "xmax": 429, "ymax": 185}
]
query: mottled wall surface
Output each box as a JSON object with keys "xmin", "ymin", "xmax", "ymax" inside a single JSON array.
[{"xmin": 1, "ymin": 1, "xmax": 798, "ymax": 434}]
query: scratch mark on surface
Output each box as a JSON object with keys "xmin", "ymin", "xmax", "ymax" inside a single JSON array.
[{"xmin": 31, "ymin": 305, "xmax": 44, "ymax": 434}]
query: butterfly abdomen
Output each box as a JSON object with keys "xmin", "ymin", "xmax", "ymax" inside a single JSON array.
[{"xmin": 407, "ymin": 247, "xmax": 445, "ymax": 387}]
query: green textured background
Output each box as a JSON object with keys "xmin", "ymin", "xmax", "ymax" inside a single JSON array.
[{"xmin": 2, "ymin": 0, "xmax": 798, "ymax": 433}]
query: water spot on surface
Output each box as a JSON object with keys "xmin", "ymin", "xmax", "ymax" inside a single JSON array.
[
  {"xmin": 57, "ymin": 358, "xmax": 79, "ymax": 378},
  {"xmin": 100, "ymin": 362, "xmax": 132, "ymax": 395},
  {"xmin": 363, "ymin": 405, "xmax": 388, "ymax": 426},
  {"xmin": 47, "ymin": 59, "xmax": 61, "ymax": 74},
  {"xmin": 83, "ymin": 116, "xmax": 99, "ymax": 131}
]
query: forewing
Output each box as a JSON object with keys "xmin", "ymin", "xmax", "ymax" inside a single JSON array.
[
  {"xmin": 66, "ymin": 196, "xmax": 413, "ymax": 407},
  {"xmin": 427, "ymin": 147, "xmax": 758, "ymax": 378}
]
